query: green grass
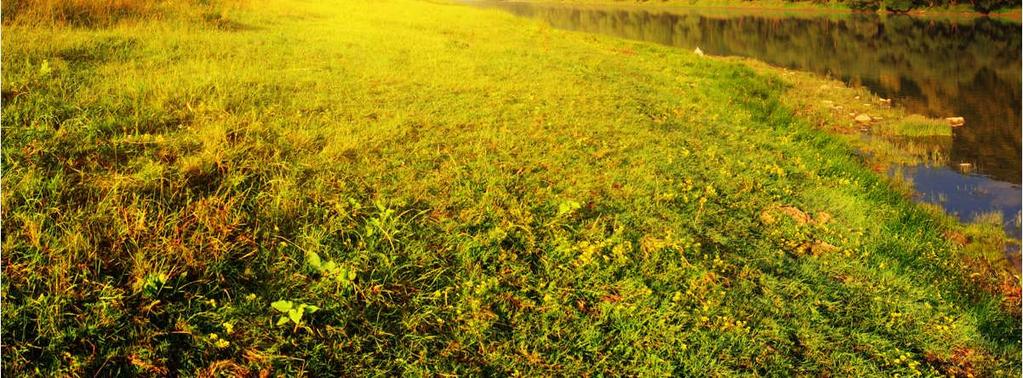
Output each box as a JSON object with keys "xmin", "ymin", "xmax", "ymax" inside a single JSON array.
[
  {"xmin": 888, "ymin": 115, "xmax": 954, "ymax": 137},
  {"xmin": 1, "ymin": 0, "xmax": 1020, "ymax": 375}
]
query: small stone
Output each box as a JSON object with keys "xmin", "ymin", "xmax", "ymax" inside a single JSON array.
[
  {"xmin": 854, "ymin": 114, "xmax": 872, "ymax": 123},
  {"xmin": 878, "ymin": 98, "xmax": 892, "ymax": 106},
  {"xmin": 958, "ymin": 162, "xmax": 973, "ymax": 173},
  {"xmin": 945, "ymin": 116, "xmax": 965, "ymax": 127}
]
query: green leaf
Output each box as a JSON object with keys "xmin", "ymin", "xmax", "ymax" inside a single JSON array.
[
  {"xmin": 276, "ymin": 316, "xmax": 290, "ymax": 326},
  {"xmin": 303, "ymin": 305, "xmax": 320, "ymax": 313},
  {"xmin": 306, "ymin": 252, "xmax": 322, "ymax": 270},
  {"xmin": 288, "ymin": 308, "xmax": 303, "ymax": 324},
  {"xmin": 271, "ymin": 300, "xmax": 293, "ymax": 312},
  {"xmin": 322, "ymin": 261, "xmax": 336, "ymax": 273},
  {"xmin": 558, "ymin": 200, "xmax": 581, "ymax": 216}
]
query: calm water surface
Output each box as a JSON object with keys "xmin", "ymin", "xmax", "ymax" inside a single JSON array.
[{"xmin": 470, "ymin": 1, "xmax": 1022, "ymax": 243}]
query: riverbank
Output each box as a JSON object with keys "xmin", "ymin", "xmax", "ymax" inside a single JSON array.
[
  {"xmin": 499, "ymin": 0, "xmax": 1023, "ymax": 20},
  {"xmin": 476, "ymin": 0, "xmax": 1023, "ymax": 240},
  {"xmin": 2, "ymin": 0, "xmax": 1019, "ymax": 375}
]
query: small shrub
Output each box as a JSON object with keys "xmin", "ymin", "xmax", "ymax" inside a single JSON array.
[
  {"xmin": 886, "ymin": 0, "xmax": 916, "ymax": 12},
  {"xmin": 847, "ymin": 0, "xmax": 882, "ymax": 10},
  {"xmin": 971, "ymin": 0, "xmax": 1008, "ymax": 12}
]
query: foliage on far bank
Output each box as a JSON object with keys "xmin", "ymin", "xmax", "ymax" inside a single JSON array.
[{"xmin": 842, "ymin": 0, "xmax": 1018, "ymax": 14}]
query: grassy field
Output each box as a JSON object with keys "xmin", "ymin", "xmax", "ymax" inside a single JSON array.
[{"xmin": 2, "ymin": 0, "xmax": 1020, "ymax": 375}]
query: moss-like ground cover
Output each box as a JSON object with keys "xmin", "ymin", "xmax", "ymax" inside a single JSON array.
[{"xmin": 2, "ymin": 0, "xmax": 1019, "ymax": 375}]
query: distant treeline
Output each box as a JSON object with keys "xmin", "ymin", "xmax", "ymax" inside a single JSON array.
[{"xmin": 841, "ymin": 0, "xmax": 1020, "ymax": 14}]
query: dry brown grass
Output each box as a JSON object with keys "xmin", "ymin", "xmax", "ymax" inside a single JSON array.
[
  {"xmin": 3, "ymin": 0, "xmax": 159, "ymax": 25},
  {"xmin": 1, "ymin": 0, "xmax": 240, "ymax": 26}
]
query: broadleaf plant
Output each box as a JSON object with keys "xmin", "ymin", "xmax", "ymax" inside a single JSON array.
[{"xmin": 271, "ymin": 300, "xmax": 319, "ymax": 327}]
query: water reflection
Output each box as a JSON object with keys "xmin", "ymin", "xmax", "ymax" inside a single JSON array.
[{"xmin": 893, "ymin": 165, "xmax": 1022, "ymax": 239}]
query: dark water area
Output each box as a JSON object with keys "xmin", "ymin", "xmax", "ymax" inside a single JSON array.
[
  {"xmin": 893, "ymin": 165, "xmax": 1021, "ymax": 232},
  {"xmin": 469, "ymin": 1, "xmax": 1023, "ymax": 243}
]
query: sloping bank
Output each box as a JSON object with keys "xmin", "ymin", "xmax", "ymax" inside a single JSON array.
[{"xmin": 1, "ymin": 0, "xmax": 1019, "ymax": 375}]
